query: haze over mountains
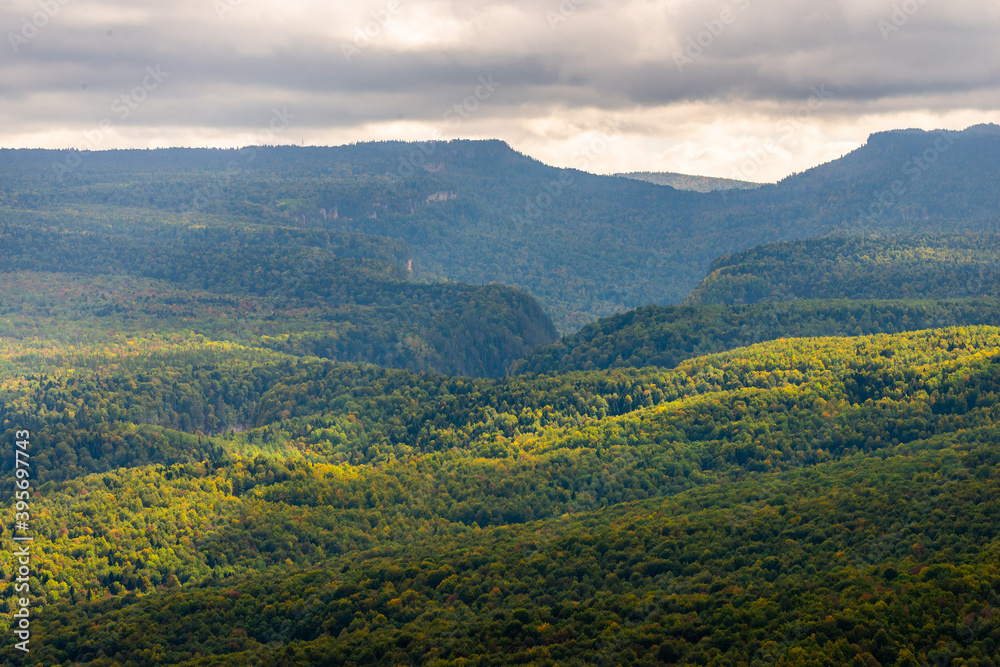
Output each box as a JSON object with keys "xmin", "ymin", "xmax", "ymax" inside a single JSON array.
[{"xmin": 4, "ymin": 123, "xmax": 998, "ymax": 334}]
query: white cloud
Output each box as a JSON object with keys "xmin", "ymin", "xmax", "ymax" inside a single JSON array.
[{"xmin": 1, "ymin": 0, "xmax": 998, "ymax": 179}]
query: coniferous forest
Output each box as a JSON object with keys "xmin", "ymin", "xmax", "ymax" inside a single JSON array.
[{"xmin": 3, "ymin": 126, "xmax": 1000, "ymax": 665}]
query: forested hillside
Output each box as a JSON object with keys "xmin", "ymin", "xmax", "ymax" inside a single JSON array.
[
  {"xmin": 0, "ymin": 211, "xmax": 557, "ymax": 377},
  {"xmin": 512, "ymin": 232, "xmax": 1000, "ymax": 375},
  {"xmin": 3, "ymin": 327, "xmax": 1000, "ymax": 664},
  {"xmin": 513, "ymin": 297, "xmax": 1000, "ymax": 375},
  {"xmin": 686, "ymin": 234, "xmax": 1000, "ymax": 306},
  {"xmin": 4, "ymin": 123, "xmax": 999, "ymax": 331}
]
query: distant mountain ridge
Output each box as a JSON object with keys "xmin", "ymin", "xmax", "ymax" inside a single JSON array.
[
  {"xmin": 615, "ymin": 171, "xmax": 763, "ymax": 192},
  {"xmin": 3, "ymin": 124, "xmax": 999, "ymax": 332}
]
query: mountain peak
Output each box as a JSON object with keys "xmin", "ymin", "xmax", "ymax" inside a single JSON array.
[
  {"xmin": 865, "ymin": 122, "xmax": 1000, "ymax": 146},
  {"xmin": 962, "ymin": 122, "xmax": 1000, "ymax": 135}
]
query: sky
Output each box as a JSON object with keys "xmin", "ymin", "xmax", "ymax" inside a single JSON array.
[{"xmin": 1, "ymin": 0, "xmax": 998, "ymax": 182}]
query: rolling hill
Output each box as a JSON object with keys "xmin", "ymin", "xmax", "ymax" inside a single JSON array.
[
  {"xmin": 686, "ymin": 233, "xmax": 1000, "ymax": 306},
  {"xmin": 514, "ymin": 232, "xmax": 1000, "ymax": 375},
  {"xmin": 0, "ymin": 213, "xmax": 557, "ymax": 378},
  {"xmin": 3, "ymin": 326, "xmax": 1000, "ymax": 664},
  {"xmin": 512, "ymin": 298, "xmax": 1000, "ymax": 375}
]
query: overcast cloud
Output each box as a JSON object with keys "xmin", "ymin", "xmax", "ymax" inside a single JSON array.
[{"xmin": 1, "ymin": 0, "xmax": 998, "ymax": 181}]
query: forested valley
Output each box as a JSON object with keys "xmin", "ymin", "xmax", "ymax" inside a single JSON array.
[{"xmin": 2, "ymin": 127, "xmax": 1000, "ymax": 665}]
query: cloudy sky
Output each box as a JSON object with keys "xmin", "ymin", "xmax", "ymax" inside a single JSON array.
[{"xmin": 2, "ymin": 0, "xmax": 998, "ymax": 181}]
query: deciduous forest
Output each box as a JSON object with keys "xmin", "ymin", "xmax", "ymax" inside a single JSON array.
[{"xmin": 2, "ymin": 126, "xmax": 1000, "ymax": 665}]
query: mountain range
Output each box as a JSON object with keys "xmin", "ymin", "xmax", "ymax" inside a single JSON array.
[
  {"xmin": 5, "ymin": 123, "xmax": 998, "ymax": 333},
  {"xmin": 3, "ymin": 124, "xmax": 1000, "ymax": 665}
]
